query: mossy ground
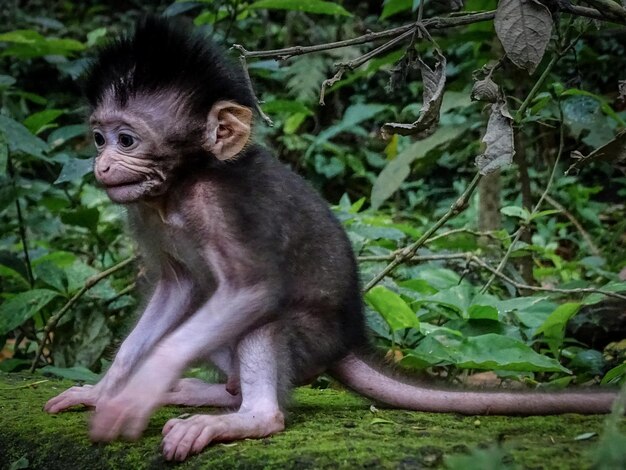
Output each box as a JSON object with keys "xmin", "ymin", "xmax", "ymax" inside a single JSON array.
[{"xmin": 0, "ymin": 373, "xmax": 615, "ymax": 469}]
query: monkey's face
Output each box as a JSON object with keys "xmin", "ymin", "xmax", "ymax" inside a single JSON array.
[
  {"xmin": 90, "ymin": 94, "xmax": 253, "ymax": 204},
  {"xmin": 90, "ymin": 105, "xmax": 183, "ymax": 204}
]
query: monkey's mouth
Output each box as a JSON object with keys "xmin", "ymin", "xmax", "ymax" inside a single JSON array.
[{"xmin": 102, "ymin": 180, "xmax": 145, "ymax": 203}]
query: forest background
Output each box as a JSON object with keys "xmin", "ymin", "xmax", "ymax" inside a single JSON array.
[{"xmin": 1, "ymin": 0, "xmax": 626, "ymax": 422}]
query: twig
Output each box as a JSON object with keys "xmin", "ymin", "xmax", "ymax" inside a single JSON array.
[
  {"xmin": 543, "ymin": 194, "xmax": 601, "ymax": 256},
  {"xmin": 29, "ymin": 256, "xmax": 138, "ymax": 373},
  {"xmin": 482, "ymin": 90, "xmax": 567, "ymax": 293},
  {"xmin": 583, "ymin": 0, "xmax": 626, "ymax": 22},
  {"xmin": 358, "ymin": 250, "xmax": 626, "ymax": 301},
  {"xmin": 8, "ymin": 155, "xmax": 34, "ymax": 287},
  {"xmin": 0, "ymin": 379, "xmax": 48, "ymax": 390},
  {"xmin": 104, "ymin": 282, "xmax": 136, "ymax": 305},
  {"xmin": 237, "ymin": 54, "xmax": 273, "ymax": 126},
  {"xmin": 357, "ymin": 229, "xmax": 505, "ymax": 263},
  {"xmin": 320, "ymin": 29, "xmax": 415, "ymax": 104},
  {"xmin": 232, "ymin": 11, "xmax": 496, "ymax": 61},
  {"xmin": 363, "ymin": 173, "xmax": 482, "ymax": 292},
  {"xmin": 358, "ymin": 253, "xmax": 468, "ymax": 262},
  {"xmin": 425, "ymin": 228, "xmax": 506, "ymax": 244},
  {"xmin": 469, "ymin": 254, "xmax": 626, "ymax": 301}
]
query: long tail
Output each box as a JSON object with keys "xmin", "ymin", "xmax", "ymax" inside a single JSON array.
[{"xmin": 329, "ymin": 352, "xmax": 617, "ymax": 415}]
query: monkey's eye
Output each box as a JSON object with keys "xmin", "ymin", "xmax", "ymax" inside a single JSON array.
[
  {"xmin": 93, "ymin": 132, "xmax": 105, "ymax": 147},
  {"xmin": 118, "ymin": 133, "xmax": 135, "ymax": 148}
]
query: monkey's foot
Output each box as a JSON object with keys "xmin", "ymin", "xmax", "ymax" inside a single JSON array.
[
  {"xmin": 44, "ymin": 384, "xmax": 98, "ymax": 413},
  {"xmin": 161, "ymin": 378, "xmax": 241, "ymax": 407},
  {"xmin": 161, "ymin": 409, "xmax": 285, "ymax": 461}
]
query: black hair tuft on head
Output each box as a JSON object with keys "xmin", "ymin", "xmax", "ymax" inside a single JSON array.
[{"xmin": 83, "ymin": 16, "xmax": 255, "ymax": 114}]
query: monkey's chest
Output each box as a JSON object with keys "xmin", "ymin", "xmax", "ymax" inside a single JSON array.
[{"xmin": 159, "ymin": 227, "xmax": 216, "ymax": 292}]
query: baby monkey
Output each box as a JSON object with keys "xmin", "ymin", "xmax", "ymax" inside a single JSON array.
[{"xmin": 45, "ymin": 17, "xmax": 616, "ymax": 461}]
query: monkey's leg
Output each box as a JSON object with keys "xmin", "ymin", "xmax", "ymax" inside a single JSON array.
[
  {"xmin": 45, "ymin": 263, "xmax": 194, "ymax": 414},
  {"xmin": 161, "ymin": 325, "xmax": 285, "ymax": 461},
  {"xmin": 161, "ymin": 379, "xmax": 241, "ymax": 407},
  {"xmin": 89, "ymin": 284, "xmax": 279, "ymax": 441}
]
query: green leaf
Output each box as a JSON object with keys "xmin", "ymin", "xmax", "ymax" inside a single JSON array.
[
  {"xmin": 39, "ymin": 365, "xmax": 101, "ymax": 384},
  {"xmin": 380, "ymin": 0, "xmax": 413, "ymax": 20},
  {"xmin": 529, "ymin": 209, "xmax": 561, "ymax": 221},
  {"xmin": 261, "ymin": 99, "xmax": 312, "ymax": 115},
  {"xmin": 501, "ymin": 205, "xmax": 530, "ymax": 220},
  {"xmin": 455, "ymin": 334, "xmax": 569, "ymax": 373},
  {"xmin": 371, "ymin": 124, "xmax": 468, "ymax": 209},
  {"xmin": 61, "ymin": 207, "xmax": 100, "ymax": 231},
  {"xmin": 602, "ymin": 363, "xmax": 626, "ymax": 385},
  {"xmin": 48, "ymin": 124, "xmax": 88, "ymax": 148},
  {"xmin": 0, "ymin": 130, "xmax": 7, "ymax": 176},
  {"xmin": 54, "ymin": 157, "xmax": 93, "ymax": 184},
  {"xmin": 310, "ymin": 103, "xmax": 388, "ymax": 154},
  {"xmin": 86, "ymin": 27, "xmax": 108, "ymax": 47},
  {"xmin": 0, "ymin": 115, "xmax": 48, "ymax": 159},
  {"xmin": 22, "ymin": 109, "xmax": 64, "ymax": 135},
  {"xmin": 249, "ymin": 0, "xmax": 352, "ymax": 16},
  {"xmin": 467, "ymin": 304, "xmax": 499, "ymax": 321},
  {"xmin": 33, "ymin": 261, "xmax": 68, "ymax": 293},
  {"xmin": 0, "ymin": 289, "xmax": 60, "ymax": 335},
  {"xmin": 534, "ymin": 302, "xmax": 581, "ymax": 348},
  {"xmin": 365, "ymin": 285, "xmax": 419, "ymax": 331}
]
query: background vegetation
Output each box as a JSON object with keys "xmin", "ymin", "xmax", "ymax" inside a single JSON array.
[{"xmin": 1, "ymin": 0, "xmax": 626, "ymax": 403}]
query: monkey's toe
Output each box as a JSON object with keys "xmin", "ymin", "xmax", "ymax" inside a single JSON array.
[{"xmin": 162, "ymin": 416, "xmax": 212, "ymax": 461}]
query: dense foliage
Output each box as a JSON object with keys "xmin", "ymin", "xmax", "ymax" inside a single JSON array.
[{"xmin": 1, "ymin": 0, "xmax": 625, "ymax": 399}]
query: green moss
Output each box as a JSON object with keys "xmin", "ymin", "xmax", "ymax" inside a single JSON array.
[{"xmin": 0, "ymin": 373, "xmax": 615, "ymax": 469}]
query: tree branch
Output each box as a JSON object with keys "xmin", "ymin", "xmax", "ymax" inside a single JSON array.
[
  {"xmin": 363, "ymin": 173, "xmax": 482, "ymax": 292},
  {"xmin": 29, "ymin": 256, "xmax": 138, "ymax": 373}
]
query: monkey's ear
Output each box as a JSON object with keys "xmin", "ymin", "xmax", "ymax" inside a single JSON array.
[{"xmin": 204, "ymin": 101, "xmax": 253, "ymax": 160}]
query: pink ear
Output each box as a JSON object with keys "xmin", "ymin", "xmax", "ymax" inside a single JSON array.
[{"xmin": 204, "ymin": 101, "xmax": 253, "ymax": 160}]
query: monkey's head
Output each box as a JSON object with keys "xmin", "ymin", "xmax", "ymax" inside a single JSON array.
[{"xmin": 83, "ymin": 17, "xmax": 256, "ymax": 204}]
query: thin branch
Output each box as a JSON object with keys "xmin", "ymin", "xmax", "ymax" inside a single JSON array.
[
  {"xmin": 583, "ymin": 0, "xmax": 626, "ymax": 21},
  {"xmin": 543, "ymin": 194, "xmax": 601, "ymax": 256},
  {"xmin": 236, "ymin": 54, "xmax": 273, "ymax": 126},
  {"xmin": 232, "ymin": 11, "xmax": 496, "ymax": 61},
  {"xmin": 469, "ymin": 254, "xmax": 626, "ymax": 301},
  {"xmin": 482, "ymin": 101, "xmax": 566, "ymax": 293},
  {"xmin": 425, "ymin": 228, "xmax": 507, "ymax": 244},
  {"xmin": 358, "ymin": 251, "xmax": 626, "ymax": 301},
  {"xmin": 363, "ymin": 173, "xmax": 482, "ymax": 292},
  {"xmin": 320, "ymin": 29, "xmax": 415, "ymax": 104},
  {"xmin": 8, "ymin": 155, "xmax": 34, "ymax": 287},
  {"xmin": 29, "ymin": 256, "xmax": 138, "ymax": 373},
  {"xmin": 358, "ymin": 253, "xmax": 468, "ymax": 262}
]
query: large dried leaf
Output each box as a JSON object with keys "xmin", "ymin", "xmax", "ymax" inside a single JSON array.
[
  {"xmin": 495, "ymin": 0, "xmax": 553, "ymax": 74},
  {"xmin": 475, "ymin": 101, "xmax": 515, "ymax": 175},
  {"xmin": 381, "ymin": 51, "xmax": 446, "ymax": 139},
  {"xmin": 566, "ymin": 129, "xmax": 626, "ymax": 175}
]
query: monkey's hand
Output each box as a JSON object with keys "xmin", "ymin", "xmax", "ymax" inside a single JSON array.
[
  {"xmin": 89, "ymin": 386, "xmax": 160, "ymax": 441},
  {"xmin": 44, "ymin": 384, "xmax": 99, "ymax": 413}
]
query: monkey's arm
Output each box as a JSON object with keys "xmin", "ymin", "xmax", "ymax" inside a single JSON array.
[
  {"xmin": 44, "ymin": 270, "xmax": 194, "ymax": 413},
  {"xmin": 89, "ymin": 282, "xmax": 277, "ymax": 441}
]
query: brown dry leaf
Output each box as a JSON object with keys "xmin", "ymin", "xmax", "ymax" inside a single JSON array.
[
  {"xmin": 475, "ymin": 100, "xmax": 515, "ymax": 175},
  {"xmin": 471, "ymin": 77, "xmax": 499, "ymax": 103},
  {"xmin": 495, "ymin": 0, "xmax": 553, "ymax": 74},
  {"xmin": 381, "ymin": 51, "xmax": 446, "ymax": 139},
  {"xmin": 566, "ymin": 129, "xmax": 626, "ymax": 175}
]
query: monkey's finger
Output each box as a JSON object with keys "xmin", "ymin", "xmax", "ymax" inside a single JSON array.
[
  {"xmin": 44, "ymin": 386, "xmax": 95, "ymax": 413},
  {"xmin": 90, "ymin": 405, "xmax": 128, "ymax": 442}
]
